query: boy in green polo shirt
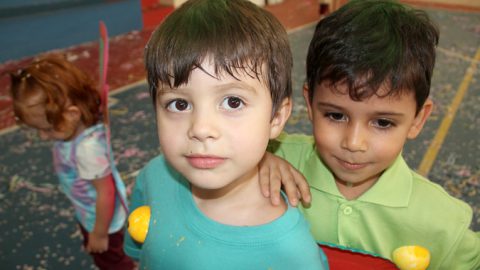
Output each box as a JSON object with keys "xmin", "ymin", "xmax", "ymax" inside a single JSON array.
[{"xmin": 261, "ymin": 0, "xmax": 480, "ymax": 269}]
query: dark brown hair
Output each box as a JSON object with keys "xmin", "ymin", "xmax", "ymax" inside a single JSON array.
[
  {"xmin": 306, "ymin": 0, "xmax": 439, "ymax": 114},
  {"xmin": 145, "ymin": 0, "xmax": 292, "ymax": 115}
]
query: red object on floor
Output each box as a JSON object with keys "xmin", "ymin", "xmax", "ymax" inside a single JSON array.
[
  {"xmin": 141, "ymin": 0, "xmax": 174, "ymax": 29},
  {"xmin": 320, "ymin": 244, "xmax": 399, "ymax": 270}
]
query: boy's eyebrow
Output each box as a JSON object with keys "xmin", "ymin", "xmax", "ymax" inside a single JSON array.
[
  {"xmin": 157, "ymin": 88, "xmax": 175, "ymax": 94},
  {"xmin": 315, "ymin": 102, "xmax": 345, "ymax": 111},
  {"xmin": 158, "ymin": 82, "xmax": 258, "ymax": 94},
  {"xmin": 315, "ymin": 102, "xmax": 405, "ymax": 116},
  {"xmin": 214, "ymin": 82, "xmax": 257, "ymax": 93}
]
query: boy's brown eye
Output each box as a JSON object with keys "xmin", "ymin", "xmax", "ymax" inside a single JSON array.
[
  {"xmin": 375, "ymin": 119, "xmax": 394, "ymax": 128},
  {"xmin": 221, "ymin": 96, "xmax": 244, "ymax": 111},
  {"xmin": 166, "ymin": 99, "xmax": 191, "ymax": 112},
  {"xmin": 175, "ymin": 100, "xmax": 189, "ymax": 111},
  {"xmin": 227, "ymin": 97, "xmax": 241, "ymax": 108},
  {"xmin": 325, "ymin": 112, "xmax": 346, "ymax": 121}
]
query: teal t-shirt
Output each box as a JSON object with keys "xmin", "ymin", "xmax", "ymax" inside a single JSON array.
[
  {"xmin": 269, "ymin": 133, "xmax": 480, "ymax": 270},
  {"xmin": 124, "ymin": 155, "xmax": 329, "ymax": 270}
]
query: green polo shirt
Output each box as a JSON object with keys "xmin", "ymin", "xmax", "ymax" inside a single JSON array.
[{"xmin": 268, "ymin": 133, "xmax": 480, "ymax": 270}]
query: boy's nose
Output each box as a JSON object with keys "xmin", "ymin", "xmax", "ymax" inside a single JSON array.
[
  {"xmin": 187, "ymin": 109, "xmax": 220, "ymax": 141},
  {"xmin": 341, "ymin": 123, "xmax": 368, "ymax": 152}
]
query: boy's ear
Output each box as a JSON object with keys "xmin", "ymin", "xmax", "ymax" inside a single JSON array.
[
  {"xmin": 269, "ymin": 97, "xmax": 292, "ymax": 139},
  {"xmin": 407, "ymin": 99, "xmax": 433, "ymax": 139},
  {"xmin": 303, "ymin": 84, "xmax": 313, "ymax": 121}
]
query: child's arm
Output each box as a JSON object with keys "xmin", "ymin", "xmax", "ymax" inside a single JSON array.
[
  {"xmin": 259, "ymin": 152, "xmax": 311, "ymax": 207},
  {"xmin": 86, "ymin": 174, "xmax": 116, "ymax": 253}
]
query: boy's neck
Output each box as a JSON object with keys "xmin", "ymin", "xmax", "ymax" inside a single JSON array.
[
  {"xmin": 335, "ymin": 176, "xmax": 379, "ymax": 200},
  {"xmin": 191, "ymin": 167, "xmax": 287, "ymax": 226}
]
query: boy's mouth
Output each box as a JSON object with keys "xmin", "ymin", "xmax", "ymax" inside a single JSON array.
[
  {"xmin": 186, "ymin": 154, "xmax": 226, "ymax": 169},
  {"xmin": 336, "ymin": 157, "xmax": 368, "ymax": 170}
]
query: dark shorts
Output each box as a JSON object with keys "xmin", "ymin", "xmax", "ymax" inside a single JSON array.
[{"xmin": 79, "ymin": 223, "xmax": 135, "ymax": 270}]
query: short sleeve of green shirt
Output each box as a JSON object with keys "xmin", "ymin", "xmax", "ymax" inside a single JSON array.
[{"xmin": 268, "ymin": 132, "xmax": 480, "ymax": 270}]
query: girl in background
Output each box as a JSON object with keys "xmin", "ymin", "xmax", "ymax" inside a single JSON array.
[{"xmin": 10, "ymin": 55, "xmax": 134, "ymax": 270}]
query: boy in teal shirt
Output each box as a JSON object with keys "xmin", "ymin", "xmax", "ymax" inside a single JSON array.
[
  {"xmin": 263, "ymin": 0, "xmax": 480, "ymax": 269},
  {"xmin": 123, "ymin": 0, "xmax": 328, "ymax": 269}
]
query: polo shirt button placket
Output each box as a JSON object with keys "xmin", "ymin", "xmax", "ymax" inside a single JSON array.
[
  {"xmin": 343, "ymin": 206, "xmax": 353, "ymax": 215},
  {"xmin": 338, "ymin": 204, "xmax": 354, "ymax": 248}
]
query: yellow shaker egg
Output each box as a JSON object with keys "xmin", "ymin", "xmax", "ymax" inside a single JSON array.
[
  {"xmin": 392, "ymin": 245, "xmax": 430, "ymax": 270},
  {"xmin": 127, "ymin": 205, "xmax": 151, "ymax": 243}
]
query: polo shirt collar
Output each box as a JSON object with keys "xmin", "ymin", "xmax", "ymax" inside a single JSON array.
[{"xmin": 304, "ymin": 152, "xmax": 412, "ymax": 207}]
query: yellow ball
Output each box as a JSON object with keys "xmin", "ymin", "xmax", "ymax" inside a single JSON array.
[
  {"xmin": 392, "ymin": 245, "xmax": 431, "ymax": 270},
  {"xmin": 127, "ymin": 205, "xmax": 151, "ymax": 243}
]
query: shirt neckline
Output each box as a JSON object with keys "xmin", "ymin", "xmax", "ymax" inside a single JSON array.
[{"xmin": 176, "ymin": 176, "xmax": 300, "ymax": 245}]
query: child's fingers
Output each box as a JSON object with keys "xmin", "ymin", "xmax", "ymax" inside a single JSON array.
[
  {"xmin": 268, "ymin": 170, "xmax": 282, "ymax": 206},
  {"xmin": 280, "ymin": 167, "xmax": 299, "ymax": 207},
  {"xmin": 258, "ymin": 166, "xmax": 271, "ymax": 198},
  {"xmin": 290, "ymin": 168, "xmax": 311, "ymax": 204}
]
